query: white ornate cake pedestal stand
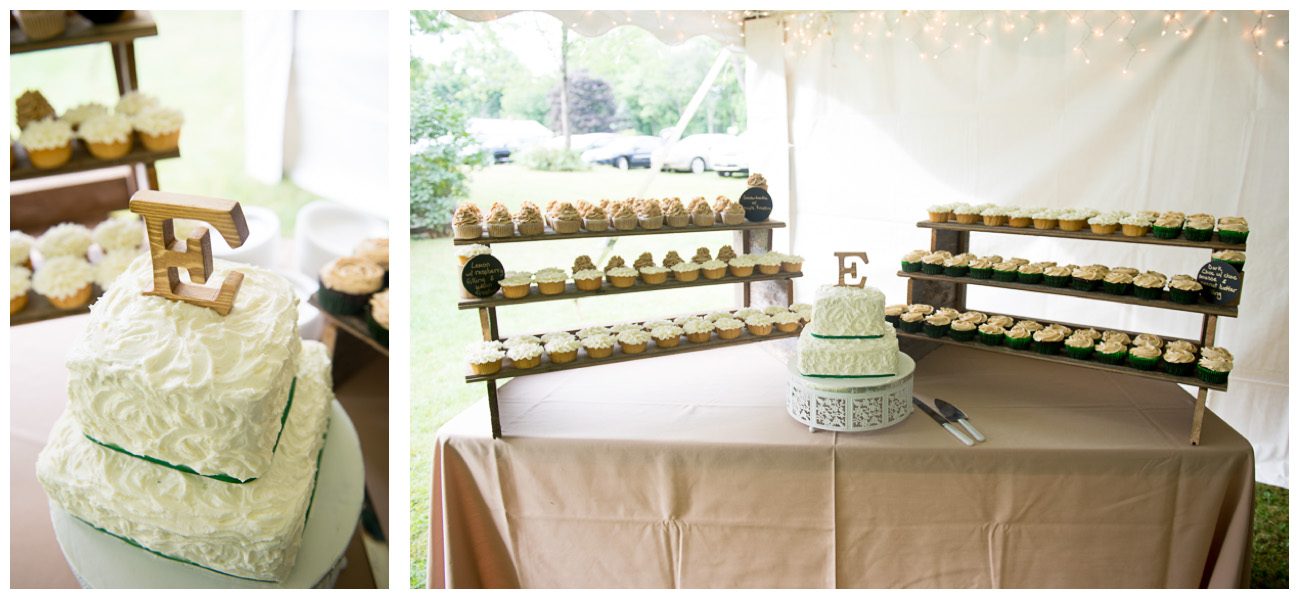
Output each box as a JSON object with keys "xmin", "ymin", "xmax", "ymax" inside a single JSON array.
[
  {"xmin": 49, "ymin": 401, "xmax": 364, "ymax": 589},
  {"xmin": 787, "ymin": 353, "xmax": 916, "ymax": 432}
]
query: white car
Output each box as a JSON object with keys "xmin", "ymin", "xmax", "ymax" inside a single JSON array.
[
  {"xmin": 709, "ymin": 131, "xmax": 752, "ymax": 177},
  {"xmin": 653, "ymin": 133, "xmax": 735, "ymax": 173}
]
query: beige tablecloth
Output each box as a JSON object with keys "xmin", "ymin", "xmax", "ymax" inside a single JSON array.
[{"xmin": 429, "ymin": 343, "xmax": 1253, "ymax": 588}]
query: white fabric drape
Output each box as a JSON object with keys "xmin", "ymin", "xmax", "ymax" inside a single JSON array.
[
  {"xmin": 746, "ymin": 11, "xmax": 1288, "ymax": 486},
  {"xmin": 448, "ymin": 10, "xmax": 745, "ymax": 47}
]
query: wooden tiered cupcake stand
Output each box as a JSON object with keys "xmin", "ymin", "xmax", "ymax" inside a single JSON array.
[{"xmin": 900, "ymin": 220, "xmax": 1244, "ymax": 445}]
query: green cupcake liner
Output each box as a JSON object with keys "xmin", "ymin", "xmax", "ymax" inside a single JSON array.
[
  {"xmin": 886, "ymin": 315, "xmax": 901, "ymax": 328},
  {"xmin": 948, "ymin": 328, "xmax": 977, "ymax": 342},
  {"xmin": 944, "ymin": 266, "xmax": 970, "ymax": 278},
  {"xmin": 1064, "ymin": 345, "xmax": 1095, "ymax": 360},
  {"xmin": 1133, "ymin": 286, "xmax": 1163, "ymax": 300},
  {"xmin": 901, "ymin": 261, "xmax": 922, "ymax": 273},
  {"xmin": 366, "ymin": 309, "xmax": 389, "ymax": 347},
  {"xmin": 1197, "ymin": 364, "xmax": 1230, "ymax": 385},
  {"xmin": 993, "ymin": 270, "xmax": 1019, "ymax": 282},
  {"xmin": 1168, "ymin": 288, "xmax": 1200, "ymax": 305},
  {"xmin": 1183, "ymin": 227, "xmax": 1214, "ymax": 242},
  {"xmin": 1071, "ymin": 278, "xmax": 1100, "ymax": 291},
  {"xmin": 1162, "ymin": 360, "xmax": 1193, "ymax": 376},
  {"xmin": 922, "ymin": 323, "xmax": 950, "ymax": 338},
  {"xmin": 978, "ymin": 332, "xmax": 1004, "ymax": 346},
  {"xmin": 1095, "ymin": 350, "xmax": 1127, "ymax": 365},
  {"xmin": 1217, "ymin": 230, "xmax": 1248, "ymax": 244},
  {"xmin": 1017, "ymin": 272, "xmax": 1044, "ymax": 285},
  {"xmin": 1032, "ymin": 340, "xmax": 1062, "ymax": 355},
  {"xmin": 1043, "ymin": 275, "xmax": 1071, "ymax": 288},
  {"xmin": 317, "ymin": 282, "xmax": 373, "ymax": 316},
  {"xmin": 1152, "ymin": 226, "xmax": 1182, "ymax": 239},
  {"xmin": 1005, "ymin": 336, "xmax": 1032, "ymax": 350},
  {"xmin": 899, "ymin": 320, "xmax": 924, "ymax": 334},
  {"xmin": 1127, "ymin": 355, "xmax": 1159, "ymax": 371},
  {"xmin": 969, "ymin": 268, "xmax": 993, "ymax": 280},
  {"xmin": 921, "ymin": 263, "xmax": 945, "ymax": 275},
  {"xmin": 1102, "ymin": 281, "xmax": 1132, "ymax": 295},
  {"xmin": 1211, "ymin": 258, "xmax": 1245, "ymax": 273}
]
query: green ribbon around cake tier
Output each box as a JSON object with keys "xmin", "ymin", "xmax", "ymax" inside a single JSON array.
[
  {"xmin": 803, "ymin": 373, "xmax": 896, "ymax": 378},
  {"xmin": 83, "ymin": 378, "xmax": 297, "ymax": 484},
  {"xmin": 809, "ymin": 333, "xmax": 886, "ymax": 339}
]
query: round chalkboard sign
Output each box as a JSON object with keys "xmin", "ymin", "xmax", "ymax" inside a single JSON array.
[
  {"xmin": 461, "ymin": 254, "xmax": 505, "ymax": 298},
  {"xmin": 738, "ymin": 187, "xmax": 773, "ymax": 222},
  {"xmin": 1197, "ymin": 260, "xmax": 1241, "ymax": 305}
]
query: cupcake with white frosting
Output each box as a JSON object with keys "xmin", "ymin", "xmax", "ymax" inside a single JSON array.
[
  {"xmin": 19, "ymin": 118, "xmax": 74, "ymax": 169},
  {"xmin": 544, "ymin": 336, "xmax": 581, "ymax": 364},
  {"xmin": 498, "ymin": 272, "xmax": 533, "ymax": 299},
  {"xmin": 115, "ymin": 91, "xmax": 160, "ymax": 116},
  {"xmin": 650, "ymin": 325, "xmax": 683, "ymax": 348},
  {"xmin": 93, "ymin": 250, "xmax": 142, "ymax": 290},
  {"xmin": 11, "ymin": 264, "xmax": 32, "ymax": 314},
  {"xmin": 683, "ymin": 319, "xmax": 716, "ymax": 342},
  {"xmin": 11, "ymin": 231, "xmax": 36, "ymax": 268},
  {"xmin": 37, "ymin": 223, "xmax": 93, "ymax": 259},
  {"xmin": 466, "ymin": 341, "xmax": 506, "ymax": 375},
  {"xmin": 713, "ymin": 317, "xmax": 744, "ymax": 339},
  {"xmin": 132, "ymin": 106, "xmax": 184, "ymax": 152},
  {"xmin": 507, "ymin": 342, "xmax": 544, "ymax": 369},
  {"xmin": 61, "ymin": 102, "xmax": 108, "ymax": 130},
  {"xmin": 79, "ymin": 113, "xmax": 135, "ymax": 159},
  {"xmin": 92, "ymin": 218, "xmax": 144, "ymax": 253},
  {"xmin": 32, "ymin": 256, "xmax": 94, "ymax": 309},
  {"xmin": 616, "ymin": 329, "xmax": 651, "ymax": 354}
]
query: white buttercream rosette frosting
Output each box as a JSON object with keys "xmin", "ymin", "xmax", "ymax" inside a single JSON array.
[
  {"xmin": 132, "ymin": 106, "xmax": 184, "ymax": 136},
  {"xmin": 19, "ymin": 118, "xmax": 73, "ymax": 151},
  {"xmin": 37, "ymin": 223, "xmax": 93, "ymax": 259},
  {"xmin": 78, "ymin": 113, "xmax": 134, "ymax": 144},
  {"xmin": 92, "ymin": 218, "xmax": 144, "ymax": 252},
  {"xmin": 31, "ymin": 256, "xmax": 93, "ymax": 298}
]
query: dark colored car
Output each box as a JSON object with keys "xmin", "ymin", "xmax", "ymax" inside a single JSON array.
[{"xmin": 580, "ymin": 136, "xmax": 665, "ymax": 170}]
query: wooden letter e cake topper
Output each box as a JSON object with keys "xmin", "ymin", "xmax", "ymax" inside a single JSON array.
[
  {"xmin": 835, "ymin": 251, "xmax": 869, "ymax": 288},
  {"xmin": 129, "ymin": 190, "xmax": 250, "ymax": 316}
]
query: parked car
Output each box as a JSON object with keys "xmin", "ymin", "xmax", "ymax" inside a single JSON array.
[
  {"xmin": 468, "ymin": 118, "xmax": 554, "ymax": 163},
  {"xmin": 543, "ymin": 132, "xmax": 617, "ymax": 153},
  {"xmin": 580, "ymin": 135, "xmax": 664, "ymax": 170},
  {"xmin": 653, "ymin": 133, "xmax": 735, "ymax": 173},
  {"xmin": 709, "ymin": 131, "xmax": 752, "ymax": 177}
]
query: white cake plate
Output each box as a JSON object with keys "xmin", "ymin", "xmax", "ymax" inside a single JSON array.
[
  {"xmin": 786, "ymin": 353, "xmax": 916, "ymax": 432},
  {"xmin": 50, "ymin": 401, "xmax": 364, "ymax": 589}
]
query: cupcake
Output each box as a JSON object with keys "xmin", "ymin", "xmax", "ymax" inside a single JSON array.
[
  {"xmin": 953, "ymin": 204, "xmax": 982, "ymax": 225},
  {"xmin": 662, "ymin": 198, "xmax": 690, "ymax": 227},
  {"xmin": 15, "ymin": 90, "xmax": 57, "ymax": 130},
  {"xmin": 884, "ymin": 304, "xmax": 905, "ymax": 327},
  {"xmin": 722, "ymin": 201, "xmax": 747, "ymax": 225},
  {"xmin": 1007, "ymin": 208, "xmax": 1034, "ymax": 228},
  {"xmin": 1031, "ymin": 209, "xmax": 1059, "ymax": 230},
  {"xmin": 638, "ymin": 201, "xmax": 665, "ymax": 230},
  {"xmin": 1102, "ymin": 271, "xmax": 1133, "ymax": 295},
  {"xmin": 1132, "ymin": 272, "xmax": 1166, "ymax": 300},
  {"xmin": 1058, "ymin": 210, "xmax": 1089, "ymax": 231},
  {"xmin": 1183, "ymin": 213, "xmax": 1216, "ymax": 242},
  {"xmin": 534, "ymin": 269, "xmax": 568, "ymax": 295},
  {"xmin": 31, "ymin": 256, "xmax": 94, "ymax": 309},
  {"xmin": 781, "ymin": 253, "xmax": 804, "ymax": 273},
  {"xmin": 1119, "ymin": 215, "xmax": 1152, "ymax": 237},
  {"xmin": 452, "ymin": 202, "xmax": 484, "ymax": 239},
  {"xmin": 38, "ymin": 223, "xmax": 93, "ymax": 259},
  {"xmin": 483, "ymin": 203, "xmax": 514, "ymax": 238},
  {"xmin": 980, "ymin": 205, "xmax": 1009, "ymax": 227},
  {"xmin": 1161, "ymin": 348, "xmax": 1196, "ymax": 376},
  {"xmin": 514, "ymin": 201, "xmax": 545, "ymax": 236},
  {"xmin": 650, "ymin": 325, "xmax": 684, "ymax": 348},
  {"xmin": 713, "ymin": 317, "xmax": 744, "ymax": 340},
  {"xmin": 19, "ymin": 118, "xmax": 74, "ymax": 169},
  {"xmin": 921, "ymin": 253, "xmax": 948, "ymax": 275},
  {"xmin": 1168, "ymin": 277, "xmax": 1203, "ymax": 304},
  {"xmin": 11, "ymin": 265, "xmax": 32, "ymax": 314},
  {"xmin": 728, "ymin": 255, "xmax": 756, "ymax": 277},
  {"xmin": 1032, "ymin": 328, "xmax": 1065, "ymax": 355},
  {"xmin": 495, "ymin": 271, "xmax": 531, "ymax": 299},
  {"xmin": 1042, "ymin": 265, "xmax": 1071, "ymax": 287},
  {"xmin": 507, "ymin": 342, "xmax": 544, "ymax": 369},
  {"xmin": 977, "ymin": 323, "xmax": 1005, "ymax": 346},
  {"xmin": 545, "ymin": 336, "xmax": 581, "ymax": 364},
  {"xmin": 79, "ymin": 113, "xmax": 135, "ymax": 159},
  {"xmin": 926, "ymin": 203, "xmax": 954, "ymax": 223},
  {"xmin": 948, "ymin": 320, "xmax": 977, "ymax": 342},
  {"xmin": 1197, "ymin": 355, "xmax": 1233, "ymax": 385},
  {"xmin": 319, "ymin": 256, "xmax": 385, "ymax": 314},
  {"xmin": 61, "ymin": 102, "xmax": 108, "ymax": 130},
  {"xmin": 922, "ymin": 315, "xmax": 950, "ymax": 338},
  {"xmin": 966, "ymin": 258, "xmax": 993, "ymax": 279},
  {"xmin": 602, "ymin": 201, "xmax": 632, "ymax": 231},
  {"xmin": 1211, "ymin": 250, "xmax": 1245, "ymax": 273},
  {"xmin": 1070, "ymin": 266, "xmax": 1103, "ymax": 291},
  {"xmin": 1126, "ymin": 344, "xmax": 1161, "ymax": 370},
  {"xmin": 684, "ymin": 319, "xmax": 715, "ymax": 343},
  {"xmin": 771, "ymin": 311, "xmax": 801, "ymax": 333},
  {"xmin": 700, "ymin": 259, "xmax": 727, "ymax": 280},
  {"xmin": 992, "ymin": 261, "xmax": 1020, "ymax": 282},
  {"xmin": 1016, "ymin": 263, "xmax": 1044, "ymax": 285},
  {"xmin": 1094, "ymin": 339, "xmax": 1128, "ymax": 365},
  {"xmin": 1063, "ymin": 334, "xmax": 1095, "ymax": 360},
  {"xmin": 932, "ymin": 307, "xmax": 959, "ymax": 320},
  {"xmin": 711, "ymin": 196, "xmax": 731, "ymax": 222},
  {"xmin": 11, "ymin": 231, "xmax": 36, "ymax": 269},
  {"xmin": 1152, "ymin": 212, "xmax": 1185, "ymax": 239},
  {"xmin": 1004, "ymin": 325, "xmax": 1033, "ymax": 350},
  {"xmin": 466, "ymin": 342, "xmax": 506, "ymax": 375},
  {"xmin": 606, "ymin": 266, "xmax": 638, "ymax": 288},
  {"xmin": 689, "ymin": 197, "xmax": 715, "ymax": 227},
  {"xmin": 1087, "ymin": 214, "xmax": 1120, "ymax": 235},
  {"xmin": 639, "ymin": 265, "xmax": 669, "ymax": 285},
  {"xmin": 132, "ymin": 106, "xmax": 184, "ymax": 152},
  {"xmin": 366, "ymin": 289, "xmax": 390, "ymax": 346},
  {"xmin": 943, "ymin": 255, "xmax": 970, "ymax": 278},
  {"xmin": 745, "ymin": 314, "xmax": 774, "ymax": 336},
  {"xmin": 667, "ymin": 260, "xmax": 700, "ymax": 282},
  {"xmin": 552, "ymin": 202, "xmax": 582, "ymax": 234},
  {"xmin": 901, "ymin": 249, "xmax": 927, "ymax": 273},
  {"xmin": 1216, "ymin": 217, "xmax": 1249, "ymax": 244},
  {"xmin": 581, "ymin": 204, "xmax": 609, "ymax": 232},
  {"xmin": 747, "ymin": 172, "xmax": 768, "ymax": 191},
  {"xmin": 114, "ymin": 91, "xmax": 159, "ymax": 116},
  {"xmin": 986, "ymin": 315, "xmax": 1015, "ymax": 329},
  {"xmin": 583, "ymin": 334, "xmax": 617, "ymax": 359},
  {"xmin": 93, "ymin": 250, "xmax": 140, "ymax": 290}
]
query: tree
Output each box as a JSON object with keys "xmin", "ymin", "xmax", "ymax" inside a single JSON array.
[
  {"xmin": 409, "ymin": 90, "xmax": 487, "ymax": 234},
  {"xmin": 546, "ymin": 69, "xmax": 617, "ymax": 134}
]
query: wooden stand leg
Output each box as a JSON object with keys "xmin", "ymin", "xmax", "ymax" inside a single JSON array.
[
  {"xmin": 478, "ymin": 307, "xmax": 498, "ymax": 341},
  {"xmin": 487, "ymin": 380, "xmax": 502, "ymax": 439},
  {"xmin": 111, "ymin": 41, "xmax": 138, "ymax": 95},
  {"xmin": 1190, "ymin": 387, "xmax": 1208, "ymax": 446}
]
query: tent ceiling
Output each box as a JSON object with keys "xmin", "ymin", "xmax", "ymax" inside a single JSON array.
[{"xmin": 447, "ymin": 10, "xmax": 748, "ymax": 47}]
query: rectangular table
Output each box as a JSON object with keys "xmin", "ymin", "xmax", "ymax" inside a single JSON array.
[{"xmin": 429, "ymin": 343, "xmax": 1253, "ymax": 588}]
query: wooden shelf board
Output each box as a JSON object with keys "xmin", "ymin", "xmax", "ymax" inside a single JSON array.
[
  {"xmin": 9, "ymin": 287, "xmax": 103, "ymax": 326},
  {"xmin": 10, "ymin": 142, "xmax": 179, "ymax": 181},
  {"xmin": 898, "ymin": 271, "xmax": 1238, "ymax": 318},
  {"xmin": 11, "ymin": 11, "xmax": 157, "ymax": 54},
  {"xmin": 917, "ymin": 221, "xmax": 1247, "ymax": 251},
  {"xmin": 451, "ymin": 219, "xmax": 786, "ymax": 245},
  {"xmin": 466, "ymin": 325, "xmax": 801, "ymax": 383},
  {"xmin": 458, "ymin": 270, "xmax": 802, "ymax": 309},
  {"xmin": 894, "ymin": 329, "xmax": 1227, "ymax": 391},
  {"xmin": 309, "ymin": 294, "xmax": 389, "ymax": 356}
]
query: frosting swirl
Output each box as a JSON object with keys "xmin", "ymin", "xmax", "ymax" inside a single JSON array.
[
  {"xmin": 746, "ymin": 173, "xmax": 766, "ymax": 187},
  {"xmin": 79, "ymin": 113, "xmax": 134, "ymax": 144},
  {"xmin": 320, "ymin": 257, "xmax": 384, "ymax": 294},
  {"xmin": 37, "ymin": 223, "xmax": 93, "ymax": 259}
]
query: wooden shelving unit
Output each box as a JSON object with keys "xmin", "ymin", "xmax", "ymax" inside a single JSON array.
[
  {"xmin": 308, "ymin": 294, "xmax": 387, "ymax": 385},
  {"xmin": 906, "ymin": 220, "xmax": 1243, "ymax": 445},
  {"xmin": 9, "ymin": 286, "xmax": 104, "ymax": 326},
  {"xmin": 464, "ymin": 219, "xmax": 798, "ymax": 437},
  {"xmin": 11, "ymin": 11, "xmax": 175, "ymax": 326}
]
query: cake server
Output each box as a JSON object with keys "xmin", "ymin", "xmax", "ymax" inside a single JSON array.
[
  {"xmin": 912, "ymin": 398, "xmax": 974, "ymax": 446},
  {"xmin": 935, "ymin": 399, "xmax": 985, "ymax": 443}
]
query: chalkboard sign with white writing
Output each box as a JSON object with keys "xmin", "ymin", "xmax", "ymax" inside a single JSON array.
[
  {"xmin": 738, "ymin": 187, "xmax": 773, "ymax": 222},
  {"xmin": 1197, "ymin": 261, "xmax": 1241, "ymax": 305},
  {"xmin": 461, "ymin": 254, "xmax": 506, "ymax": 298}
]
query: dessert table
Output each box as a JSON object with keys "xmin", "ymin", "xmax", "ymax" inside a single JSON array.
[{"xmin": 428, "ymin": 343, "xmax": 1254, "ymax": 588}]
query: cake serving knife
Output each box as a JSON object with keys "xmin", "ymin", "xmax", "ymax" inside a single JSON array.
[
  {"xmin": 935, "ymin": 399, "xmax": 985, "ymax": 443},
  {"xmin": 912, "ymin": 398, "xmax": 974, "ymax": 446}
]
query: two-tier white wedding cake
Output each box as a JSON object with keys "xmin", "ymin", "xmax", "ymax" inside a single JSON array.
[{"xmin": 796, "ymin": 284, "xmax": 900, "ymax": 377}]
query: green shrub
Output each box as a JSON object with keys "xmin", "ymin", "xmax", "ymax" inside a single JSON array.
[
  {"xmin": 516, "ymin": 146, "xmax": 589, "ymax": 172},
  {"xmin": 409, "ymin": 92, "xmax": 487, "ymax": 234}
]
